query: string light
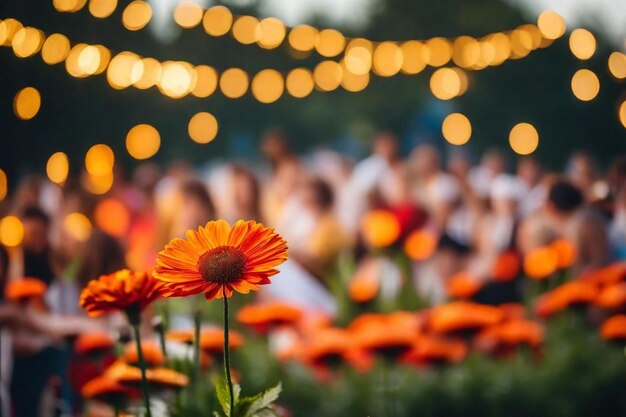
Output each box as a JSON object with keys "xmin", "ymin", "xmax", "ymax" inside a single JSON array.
[
  {"xmin": 232, "ymin": 16, "xmax": 260, "ymax": 45},
  {"xmin": 315, "ymin": 29, "xmax": 345, "ymax": 58},
  {"xmin": 53, "ymin": 0, "xmax": 86, "ymax": 13},
  {"xmin": 372, "ymin": 42, "xmax": 403, "ymax": 77},
  {"xmin": 219, "ymin": 68, "xmax": 249, "ymax": 98},
  {"xmin": 0, "ymin": 169, "xmax": 7, "ymax": 202},
  {"xmin": 509, "ymin": 123, "xmax": 539, "ymax": 155},
  {"xmin": 85, "ymin": 144, "xmax": 114, "ymax": 176},
  {"xmin": 192, "ymin": 65, "xmax": 218, "ymax": 98},
  {"xmin": 571, "ymin": 69, "xmax": 600, "ymax": 101},
  {"xmin": 41, "ymin": 33, "xmax": 70, "ymax": 64},
  {"xmin": 430, "ymin": 68, "xmax": 465, "ymax": 100},
  {"xmin": 202, "ymin": 5, "xmax": 232, "ymax": 37},
  {"xmin": 63, "ymin": 212, "xmax": 92, "ymax": 242},
  {"xmin": 569, "ymin": 29, "xmax": 596, "ymax": 60},
  {"xmin": 442, "ymin": 113, "xmax": 472, "ymax": 145},
  {"xmin": 89, "ymin": 0, "xmax": 117, "ymax": 19},
  {"xmin": 288, "ymin": 25, "xmax": 317, "ymax": 52},
  {"xmin": 0, "ymin": 18, "xmax": 24, "ymax": 46},
  {"xmin": 46, "ymin": 152, "xmax": 70, "ymax": 185},
  {"xmin": 258, "ymin": 17, "xmax": 286, "ymax": 49},
  {"xmin": 157, "ymin": 61, "xmax": 196, "ymax": 99},
  {"xmin": 619, "ymin": 101, "xmax": 626, "ymax": 129},
  {"xmin": 12, "ymin": 27, "xmax": 44, "ymax": 58},
  {"xmin": 188, "ymin": 112, "xmax": 218, "ymax": 143},
  {"xmin": 126, "ymin": 124, "xmax": 161, "ymax": 159},
  {"xmin": 251, "ymin": 69, "xmax": 284, "ymax": 103},
  {"xmin": 122, "ymin": 0, "xmax": 152, "ymax": 31},
  {"xmin": 84, "ymin": 171, "xmax": 114, "ymax": 194},
  {"xmin": 537, "ymin": 10, "xmax": 566, "ymax": 40},
  {"xmin": 286, "ymin": 68, "xmax": 314, "ymax": 98},
  {"xmin": 174, "ymin": 1, "xmax": 204, "ymax": 29},
  {"xmin": 400, "ymin": 41, "xmax": 428, "ymax": 74},
  {"xmin": 314, "ymin": 60, "xmax": 343, "ymax": 92},
  {"xmin": 13, "ymin": 87, "xmax": 41, "ymax": 120},
  {"xmin": 608, "ymin": 52, "xmax": 626, "ymax": 79},
  {"xmin": 0, "ymin": 216, "xmax": 24, "ymax": 247}
]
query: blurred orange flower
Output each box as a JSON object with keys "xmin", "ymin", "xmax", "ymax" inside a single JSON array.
[
  {"xmin": 79, "ymin": 270, "xmax": 164, "ymax": 317},
  {"xmin": 404, "ymin": 229, "xmax": 437, "ymax": 261},
  {"xmin": 446, "ymin": 272, "xmax": 482, "ymax": 299},
  {"xmin": 549, "ymin": 239, "xmax": 577, "ymax": 269},
  {"xmin": 361, "ymin": 210, "xmax": 401, "ymax": 248},
  {"xmin": 236, "ymin": 302, "xmax": 302, "ymax": 332},
  {"xmin": 600, "ymin": 315, "xmax": 626, "ymax": 341},
  {"xmin": 400, "ymin": 335, "xmax": 468, "ymax": 365},
  {"xmin": 154, "ymin": 220, "xmax": 288, "ymax": 300},
  {"xmin": 74, "ymin": 332, "xmax": 115, "ymax": 355},
  {"xmin": 595, "ymin": 282, "xmax": 626, "ymax": 310},
  {"xmin": 523, "ymin": 247, "xmax": 559, "ymax": 280},
  {"xmin": 5, "ymin": 277, "xmax": 47, "ymax": 302},
  {"xmin": 81, "ymin": 376, "xmax": 128, "ymax": 402},
  {"xmin": 535, "ymin": 281, "xmax": 599, "ymax": 318},
  {"xmin": 348, "ymin": 274, "xmax": 379, "ymax": 304},
  {"xmin": 498, "ymin": 303, "xmax": 527, "ymax": 320},
  {"xmin": 428, "ymin": 302, "xmax": 504, "ymax": 334},
  {"xmin": 350, "ymin": 312, "xmax": 420, "ymax": 356},
  {"xmin": 166, "ymin": 328, "xmax": 245, "ymax": 355},
  {"xmin": 122, "ymin": 341, "xmax": 165, "ymax": 367},
  {"xmin": 491, "ymin": 251, "xmax": 521, "ymax": 282},
  {"xmin": 301, "ymin": 328, "xmax": 352, "ymax": 367},
  {"xmin": 580, "ymin": 262, "xmax": 626, "ymax": 286},
  {"xmin": 475, "ymin": 319, "xmax": 544, "ymax": 354}
]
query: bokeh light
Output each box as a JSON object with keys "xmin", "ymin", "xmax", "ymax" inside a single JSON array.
[
  {"xmin": 509, "ymin": 122, "xmax": 539, "ymax": 155},
  {"xmin": 13, "ymin": 87, "xmax": 41, "ymax": 120},
  {"xmin": 571, "ymin": 69, "xmax": 600, "ymax": 101},
  {"xmin": 232, "ymin": 16, "xmax": 260, "ymax": 45},
  {"xmin": 401, "ymin": 41, "xmax": 428, "ymax": 74},
  {"xmin": 537, "ymin": 10, "xmax": 566, "ymax": 40},
  {"xmin": 404, "ymin": 229, "xmax": 437, "ymax": 261},
  {"xmin": 94, "ymin": 198, "xmax": 130, "ymax": 237},
  {"xmin": 0, "ymin": 169, "xmax": 7, "ymax": 202},
  {"xmin": 158, "ymin": 61, "xmax": 196, "ymax": 99},
  {"xmin": 373, "ymin": 42, "xmax": 403, "ymax": 77},
  {"xmin": 65, "ymin": 43, "xmax": 89, "ymax": 78},
  {"xmin": 174, "ymin": 1, "xmax": 203, "ymax": 29},
  {"xmin": 509, "ymin": 29, "xmax": 532, "ymax": 59},
  {"xmin": 315, "ymin": 29, "xmax": 346, "ymax": 58},
  {"xmin": 53, "ymin": 0, "xmax": 87, "ymax": 12},
  {"xmin": 85, "ymin": 172, "xmax": 114, "ymax": 195},
  {"xmin": 608, "ymin": 52, "xmax": 626, "ymax": 79},
  {"xmin": 126, "ymin": 124, "xmax": 161, "ymax": 159},
  {"xmin": 288, "ymin": 25, "xmax": 317, "ymax": 52},
  {"xmin": 219, "ymin": 68, "xmax": 249, "ymax": 98},
  {"xmin": 122, "ymin": 0, "xmax": 152, "ymax": 31},
  {"xmin": 361, "ymin": 210, "xmax": 400, "ymax": 248},
  {"xmin": 258, "ymin": 17, "xmax": 286, "ymax": 49},
  {"xmin": 107, "ymin": 51, "xmax": 141, "ymax": 88},
  {"xmin": 85, "ymin": 144, "xmax": 114, "ymax": 176},
  {"xmin": 425, "ymin": 37, "xmax": 452, "ymax": 67},
  {"xmin": 133, "ymin": 57, "xmax": 161, "ymax": 90},
  {"xmin": 12, "ymin": 27, "xmax": 44, "ymax": 58},
  {"xmin": 341, "ymin": 66, "xmax": 370, "ymax": 92},
  {"xmin": 203, "ymin": 5, "xmax": 232, "ymax": 36},
  {"xmin": 46, "ymin": 152, "xmax": 69, "ymax": 185},
  {"xmin": 77, "ymin": 45, "xmax": 102, "ymax": 75},
  {"xmin": 344, "ymin": 38, "xmax": 373, "ymax": 75},
  {"xmin": 89, "ymin": 0, "xmax": 117, "ymax": 18},
  {"xmin": 192, "ymin": 65, "xmax": 218, "ymax": 98},
  {"xmin": 569, "ymin": 29, "xmax": 596, "ymax": 60},
  {"xmin": 442, "ymin": 113, "xmax": 472, "ymax": 145},
  {"xmin": 41, "ymin": 33, "xmax": 70, "ymax": 65},
  {"xmin": 452, "ymin": 36, "xmax": 480, "ymax": 68},
  {"xmin": 0, "ymin": 18, "xmax": 24, "ymax": 47},
  {"xmin": 251, "ymin": 69, "xmax": 284, "ymax": 103},
  {"xmin": 618, "ymin": 101, "xmax": 626, "ymax": 129},
  {"xmin": 429, "ymin": 68, "xmax": 463, "ymax": 100},
  {"xmin": 313, "ymin": 60, "xmax": 343, "ymax": 92},
  {"xmin": 0, "ymin": 216, "xmax": 24, "ymax": 247},
  {"xmin": 188, "ymin": 112, "xmax": 218, "ymax": 144},
  {"xmin": 63, "ymin": 212, "xmax": 92, "ymax": 242},
  {"xmin": 286, "ymin": 68, "xmax": 314, "ymax": 98}
]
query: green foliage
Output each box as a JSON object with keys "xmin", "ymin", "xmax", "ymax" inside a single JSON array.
[{"xmin": 215, "ymin": 379, "xmax": 281, "ymax": 417}]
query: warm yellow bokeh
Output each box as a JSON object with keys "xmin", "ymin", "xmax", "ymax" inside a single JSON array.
[
  {"xmin": 286, "ymin": 68, "xmax": 314, "ymax": 98},
  {"xmin": 158, "ymin": 61, "xmax": 196, "ymax": 99},
  {"xmin": 569, "ymin": 28, "xmax": 596, "ymax": 60},
  {"xmin": 341, "ymin": 67, "xmax": 369, "ymax": 93},
  {"xmin": 452, "ymin": 36, "xmax": 480, "ymax": 68},
  {"xmin": 442, "ymin": 113, "xmax": 472, "ymax": 145},
  {"xmin": 12, "ymin": 27, "xmax": 44, "ymax": 58},
  {"xmin": 107, "ymin": 51, "xmax": 142, "ymax": 89},
  {"xmin": 122, "ymin": 0, "xmax": 152, "ymax": 31},
  {"xmin": 85, "ymin": 144, "xmax": 115, "ymax": 176},
  {"xmin": 188, "ymin": 112, "xmax": 219, "ymax": 144},
  {"xmin": 89, "ymin": 0, "xmax": 117, "ymax": 18},
  {"xmin": 133, "ymin": 57, "xmax": 161, "ymax": 89},
  {"xmin": 94, "ymin": 198, "xmax": 130, "ymax": 237},
  {"xmin": 373, "ymin": 42, "xmax": 403, "ymax": 77},
  {"xmin": 315, "ymin": 29, "xmax": 346, "ymax": 58},
  {"xmin": 509, "ymin": 29, "xmax": 532, "ymax": 59},
  {"xmin": 46, "ymin": 152, "xmax": 70, "ymax": 185},
  {"xmin": 251, "ymin": 69, "xmax": 284, "ymax": 104},
  {"xmin": 232, "ymin": 16, "xmax": 260, "ymax": 45},
  {"xmin": 608, "ymin": 52, "xmax": 626, "ymax": 79},
  {"xmin": 13, "ymin": 87, "xmax": 41, "ymax": 120},
  {"xmin": 192, "ymin": 65, "xmax": 218, "ymax": 98},
  {"xmin": 313, "ymin": 60, "xmax": 343, "ymax": 92},
  {"xmin": 41, "ymin": 33, "xmax": 70, "ymax": 65},
  {"xmin": 425, "ymin": 37, "xmax": 452, "ymax": 67},
  {"xmin": 288, "ymin": 25, "xmax": 317, "ymax": 52},
  {"xmin": 0, "ymin": 169, "xmax": 7, "ymax": 202},
  {"xmin": 66, "ymin": 43, "xmax": 89, "ymax": 78},
  {"xmin": 400, "ymin": 41, "xmax": 428, "ymax": 74},
  {"xmin": 219, "ymin": 68, "xmax": 249, "ymax": 98},
  {"xmin": 619, "ymin": 101, "xmax": 626, "ymax": 129},
  {"xmin": 509, "ymin": 123, "xmax": 539, "ymax": 155},
  {"xmin": 258, "ymin": 17, "xmax": 286, "ymax": 49},
  {"xmin": 484, "ymin": 33, "xmax": 511, "ymax": 66},
  {"xmin": 63, "ymin": 212, "xmax": 92, "ymax": 242},
  {"xmin": 203, "ymin": 5, "xmax": 233, "ymax": 36},
  {"xmin": 430, "ymin": 68, "xmax": 462, "ymax": 100},
  {"xmin": 571, "ymin": 69, "xmax": 600, "ymax": 101},
  {"xmin": 0, "ymin": 18, "xmax": 24, "ymax": 47},
  {"xmin": 126, "ymin": 124, "xmax": 161, "ymax": 159},
  {"xmin": 85, "ymin": 172, "xmax": 114, "ymax": 195},
  {"xmin": 53, "ymin": 0, "xmax": 87, "ymax": 12},
  {"xmin": 344, "ymin": 38, "xmax": 373, "ymax": 75},
  {"xmin": 537, "ymin": 10, "xmax": 566, "ymax": 40},
  {"xmin": 77, "ymin": 45, "xmax": 102, "ymax": 75},
  {"xmin": 174, "ymin": 1, "xmax": 203, "ymax": 29},
  {"xmin": 0, "ymin": 216, "xmax": 24, "ymax": 247}
]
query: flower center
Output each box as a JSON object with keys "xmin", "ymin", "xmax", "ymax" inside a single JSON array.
[{"xmin": 197, "ymin": 246, "xmax": 247, "ymax": 284}]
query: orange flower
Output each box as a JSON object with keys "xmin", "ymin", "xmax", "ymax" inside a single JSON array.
[
  {"xmin": 475, "ymin": 319, "xmax": 544, "ymax": 354},
  {"xmin": 74, "ymin": 332, "xmax": 115, "ymax": 355},
  {"xmin": 360, "ymin": 210, "xmax": 401, "ymax": 248},
  {"xmin": 580, "ymin": 262, "xmax": 626, "ymax": 286},
  {"xmin": 5, "ymin": 278, "xmax": 47, "ymax": 302},
  {"xmin": 236, "ymin": 302, "xmax": 302, "ymax": 332},
  {"xmin": 428, "ymin": 302, "xmax": 504, "ymax": 334},
  {"xmin": 350, "ymin": 312, "xmax": 420, "ymax": 356},
  {"xmin": 301, "ymin": 328, "xmax": 352, "ymax": 367},
  {"xmin": 523, "ymin": 247, "xmax": 559, "ymax": 280},
  {"xmin": 145, "ymin": 368, "xmax": 189, "ymax": 389},
  {"xmin": 498, "ymin": 303, "xmax": 527, "ymax": 320},
  {"xmin": 348, "ymin": 274, "xmax": 379, "ymax": 304},
  {"xmin": 81, "ymin": 376, "xmax": 128, "ymax": 402},
  {"xmin": 200, "ymin": 328, "xmax": 245, "ymax": 355},
  {"xmin": 600, "ymin": 315, "xmax": 626, "ymax": 341},
  {"xmin": 491, "ymin": 251, "xmax": 521, "ymax": 282},
  {"xmin": 446, "ymin": 272, "xmax": 482, "ymax": 299},
  {"xmin": 596, "ymin": 282, "xmax": 626, "ymax": 310},
  {"xmin": 154, "ymin": 220, "xmax": 288, "ymax": 300},
  {"xmin": 404, "ymin": 229, "xmax": 437, "ymax": 261},
  {"xmin": 122, "ymin": 341, "xmax": 165, "ymax": 367},
  {"xmin": 549, "ymin": 239, "xmax": 577, "ymax": 269},
  {"xmin": 535, "ymin": 281, "xmax": 599, "ymax": 318},
  {"xmin": 400, "ymin": 335, "xmax": 468, "ymax": 365},
  {"xmin": 105, "ymin": 360, "xmax": 188, "ymax": 390},
  {"xmin": 79, "ymin": 269, "xmax": 164, "ymax": 317}
]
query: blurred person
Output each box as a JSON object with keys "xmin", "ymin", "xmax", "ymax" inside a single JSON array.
[
  {"xmin": 607, "ymin": 156, "xmax": 626, "ymax": 258},
  {"xmin": 446, "ymin": 149, "xmax": 472, "ymax": 179},
  {"xmin": 262, "ymin": 157, "xmax": 304, "ymax": 226},
  {"xmin": 0, "ymin": 245, "xmax": 19, "ymax": 417},
  {"xmin": 215, "ymin": 164, "xmax": 262, "ymax": 223},
  {"xmin": 517, "ymin": 157, "xmax": 546, "ymax": 216},
  {"xmin": 260, "ymin": 129, "xmax": 294, "ymax": 172},
  {"xmin": 409, "ymin": 144, "xmax": 460, "ymax": 231},
  {"xmin": 154, "ymin": 161, "xmax": 193, "ymax": 247},
  {"xmin": 566, "ymin": 152, "xmax": 605, "ymax": 202},
  {"xmin": 468, "ymin": 149, "xmax": 506, "ymax": 199},
  {"xmin": 18, "ymin": 206, "xmax": 56, "ymax": 286},
  {"xmin": 169, "ymin": 180, "xmax": 215, "ymax": 239},
  {"xmin": 10, "ymin": 176, "xmax": 41, "ymax": 215}
]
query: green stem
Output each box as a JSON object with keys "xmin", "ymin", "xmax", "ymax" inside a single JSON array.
[
  {"xmin": 193, "ymin": 305, "xmax": 202, "ymax": 382},
  {"xmin": 223, "ymin": 286, "xmax": 235, "ymax": 416},
  {"xmin": 132, "ymin": 323, "xmax": 152, "ymax": 417}
]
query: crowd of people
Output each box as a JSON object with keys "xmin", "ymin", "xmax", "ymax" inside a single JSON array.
[{"xmin": 1, "ymin": 130, "xmax": 626, "ymax": 416}]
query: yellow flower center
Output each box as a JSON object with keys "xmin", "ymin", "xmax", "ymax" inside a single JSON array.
[{"xmin": 197, "ymin": 246, "xmax": 246, "ymax": 284}]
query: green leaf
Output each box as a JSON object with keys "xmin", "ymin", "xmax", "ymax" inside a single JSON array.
[
  {"xmin": 236, "ymin": 383, "xmax": 282, "ymax": 417},
  {"xmin": 215, "ymin": 378, "xmax": 231, "ymax": 417}
]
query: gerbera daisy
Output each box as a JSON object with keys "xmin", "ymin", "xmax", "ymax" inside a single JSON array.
[
  {"xmin": 5, "ymin": 277, "xmax": 47, "ymax": 302},
  {"xmin": 154, "ymin": 220, "xmax": 288, "ymax": 300}
]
